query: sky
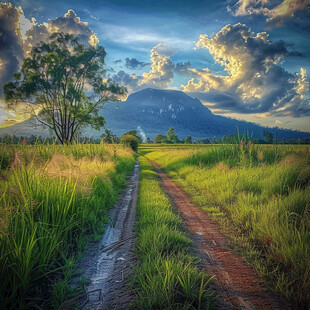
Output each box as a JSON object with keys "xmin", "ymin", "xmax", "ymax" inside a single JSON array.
[{"xmin": 0, "ymin": 0, "xmax": 310, "ymax": 131}]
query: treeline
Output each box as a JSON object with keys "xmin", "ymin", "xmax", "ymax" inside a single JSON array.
[
  {"xmin": 1, "ymin": 128, "xmax": 309, "ymax": 145},
  {"xmin": 154, "ymin": 128, "xmax": 310, "ymax": 145}
]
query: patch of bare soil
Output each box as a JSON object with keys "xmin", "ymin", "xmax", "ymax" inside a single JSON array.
[
  {"xmin": 63, "ymin": 161, "xmax": 139, "ymax": 310},
  {"xmin": 152, "ymin": 162, "xmax": 288, "ymax": 310}
]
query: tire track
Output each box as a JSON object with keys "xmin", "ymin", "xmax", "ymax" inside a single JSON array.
[{"xmin": 152, "ymin": 161, "xmax": 288, "ymax": 310}]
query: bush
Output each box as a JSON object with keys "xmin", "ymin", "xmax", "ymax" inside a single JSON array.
[{"xmin": 120, "ymin": 134, "xmax": 139, "ymax": 151}]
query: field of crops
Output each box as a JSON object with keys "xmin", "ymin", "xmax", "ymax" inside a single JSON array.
[
  {"xmin": 143, "ymin": 144, "xmax": 310, "ymax": 308},
  {"xmin": 0, "ymin": 143, "xmax": 135, "ymax": 309}
]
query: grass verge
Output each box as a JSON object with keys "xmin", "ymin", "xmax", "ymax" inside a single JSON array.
[
  {"xmin": 145, "ymin": 145, "xmax": 310, "ymax": 309},
  {"xmin": 0, "ymin": 143, "xmax": 135, "ymax": 309},
  {"xmin": 131, "ymin": 156, "xmax": 215, "ymax": 309}
]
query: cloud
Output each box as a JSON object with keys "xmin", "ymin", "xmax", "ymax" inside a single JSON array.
[
  {"xmin": 113, "ymin": 59, "xmax": 122, "ymax": 64},
  {"xmin": 112, "ymin": 70, "xmax": 143, "ymax": 93},
  {"xmin": 141, "ymin": 43, "xmax": 175, "ymax": 88},
  {"xmin": 113, "ymin": 43, "xmax": 176, "ymax": 92},
  {"xmin": 0, "ymin": 3, "xmax": 32, "ymax": 97},
  {"xmin": 174, "ymin": 61, "xmax": 192, "ymax": 76},
  {"xmin": 0, "ymin": 4, "xmax": 100, "ymax": 99},
  {"xmin": 182, "ymin": 23, "xmax": 309, "ymax": 116},
  {"xmin": 27, "ymin": 9, "xmax": 99, "ymax": 47},
  {"xmin": 125, "ymin": 57, "xmax": 150, "ymax": 70},
  {"xmin": 231, "ymin": 0, "xmax": 310, "ymax": 28}
]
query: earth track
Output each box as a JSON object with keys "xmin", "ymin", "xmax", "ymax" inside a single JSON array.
[
  {"xmin": 152, "ymin": 161, "xmax": 288, "ymax": 310},
  {"xmin": 64, "ymin": 160, "xmax": 139, "ymax": 310}
]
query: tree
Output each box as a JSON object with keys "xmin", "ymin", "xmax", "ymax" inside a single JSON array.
[
  {"xmin": 124, "ymin": 130, "xmax": 142, "ymax": 143},
  {"xmin": 185, "ymin": 136, "xmax": 192, "ymax": 144},
  {"xmin": 101, "ymin": 129, "xmax": 115, "ymax": 144},
  {"xmin": 263, "ymin": 130, "xmax": 274, "ymax": 144},
  {"xmin": 3, "ymin": 32, "xmax": 126, "ymax": 144},
  {"xmin": 154, "ymin": 134, "xmax": 167, "ymax": 144},
  {"xmin": 166, "ymin": 128, "xmax": 179, "ymax": 143},
  {"xmin": 120, "ymin": 134, "xmax": 139, "ymax": 151}
]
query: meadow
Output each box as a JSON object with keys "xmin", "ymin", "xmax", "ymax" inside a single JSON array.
[
  {"xmin": 0, "ymin": 143, "xmax": 135, "ymax": 309},
  {"xmin": 143, "ymin": 143, "xmax": 310, "ymax": 308},
  {"xmin": 0, "ymin": 141, "xmax": 309, "ymax": 309}
]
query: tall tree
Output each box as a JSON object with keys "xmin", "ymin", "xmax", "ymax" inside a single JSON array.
[
  {"xmin": 3, "ymin": 32, "xmax": 126, "ymax": 144},
  {"xmin": 263, "ymin": 130, "xmax": 274, "ymax": 144},
  {"xmin": 166, "ymin": 128, "xmax": 179, "ymax": 143}
]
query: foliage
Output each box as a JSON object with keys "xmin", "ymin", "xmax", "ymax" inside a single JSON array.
[
  {"xmin": 184, "ymin": 136, "xmax": 192, "ymax": 144},
  {"xmin": 154, "ymin": 134, "xmax": 167, "ymax": 144},
  {"xmin": 3, "ymin": 32, "xmax": 126, "ymax": 144},
  {"xmin": 166, "ymin": 128, "xmax": 179, "ymax": 143},
  {"xmin": 263, "ymin": 130, "xmax": 274, "ymax": 144},
  {"xmin": 120, "ymin": 134, "xmax": 139, "ymax": 151},
  {"xmin": 101, "ymin": 129, "xmax": 119, "ymax": 144}
]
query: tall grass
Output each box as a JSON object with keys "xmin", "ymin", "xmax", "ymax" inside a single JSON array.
[
  {"xmin": 146, "ymin": 145, "xmax": 310, "ymax": 309},
  {"xmin": 0, "ymin": 143, "xmax": 135, "ymax": 309},
  {"xmin": 132, "ymin": 156, "xmax": 215, "ymax": 309}
]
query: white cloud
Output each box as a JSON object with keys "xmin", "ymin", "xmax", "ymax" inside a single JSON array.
[
  {"xmin": 0, "ymin": 3, "xmax": 100, "ymax": 100},
  {"xmin": 113, "ymin": 43, "xmax": 176, "ymax": 92},
  {"xmin": 232, "ymin": 0, "xmax": 310, "ymax": 28},
  {"xmin": 182, "ymin": 23, "xmax": 310, "ymax": 116}
]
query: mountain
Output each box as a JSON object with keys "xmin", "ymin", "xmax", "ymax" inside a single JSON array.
[{"xmin": 0, "ymin": 88, "xmax": 309, "ymax": 140}]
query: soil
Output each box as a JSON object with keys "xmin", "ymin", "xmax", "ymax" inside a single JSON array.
[
  {"xmin": 64, "ymin": 160, "xmax": 139, "ymax": 310},
  {"xmin": 152, "ymin": 161, "xmax": 288, "ymax": 310}
]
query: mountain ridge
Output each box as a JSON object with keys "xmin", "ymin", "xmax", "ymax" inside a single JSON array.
[{"xmin": 0, "ymin": 88, "xmax": 309, "ymax": 140}]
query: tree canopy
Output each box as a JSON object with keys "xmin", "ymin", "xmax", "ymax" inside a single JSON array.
[
  {"xmin": 3, "ymin": 32, "xmax": 126, "ymax": 144},
  {"xmin": 166, "ymin": 128, "xmax": 179, "ymax": 143}
]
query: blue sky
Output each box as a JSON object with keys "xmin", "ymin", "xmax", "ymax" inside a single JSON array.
[{"xmin": 1, "ymin": 0, "xmax": 310, "ymax": 131}]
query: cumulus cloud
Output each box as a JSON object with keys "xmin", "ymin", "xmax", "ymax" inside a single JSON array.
[
  {"xmin": 0, "ymin": 3, "xmax": 99, "ymax": 99},
  {"xmin": 182, "ymin": 23, "xmax": 309, "ymax": 116},
  {"xmin": 27, "ymin": 9, "xmax": 99, "ymax": 47},
  {"xmin": 0, "ymin": 3, "xmax": 32, "ymax": 96},
  {"xmin": 125, "ymin": 57, "xmax": 150, "ymax": 70},
  {"xmin": 231, "ymin": 0, "xmax": 310, "ymax": 28},
  {"xmin": 112, "ymin": 70, "xmax": 142, "ymax": 93},
  {"xmin": 141, "ymin": 43, "xmax": 175, "ymax": 88},
  {"xmin": 113, "ymin": 43, "xmax": 176, "ymax": 92}
]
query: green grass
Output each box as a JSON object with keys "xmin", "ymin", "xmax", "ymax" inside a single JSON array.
[
  {"xmin": 132, "ymin": 156, "xmax": 215, "ymax": 309},
  {"xmin": 0, "ymin": 143, "xmax": 135, "ymax": 309},
  {"xmin": 145, "ymin": 144, "xmax": 310, "ymax": 309}
]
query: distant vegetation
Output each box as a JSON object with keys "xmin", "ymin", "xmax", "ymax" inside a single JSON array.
[{"xmin": 144, "ymin": 144, "xmax": 310, "ymax": 308}]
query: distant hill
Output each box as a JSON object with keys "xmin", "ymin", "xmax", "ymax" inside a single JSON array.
[{"xmin": 0, "ymin": 88, "xmax": 309, "ymax": 140}]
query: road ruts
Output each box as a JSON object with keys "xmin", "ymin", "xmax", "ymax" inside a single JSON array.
[{"xmin": 152, "ymin": 161, "xmax": 288, "ymax": 310}]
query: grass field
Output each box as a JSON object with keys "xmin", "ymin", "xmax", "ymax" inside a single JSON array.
[
  {"xmin": 1, "ymin": 142, "xmax": 309, "ymax": 309},
  {"xmin": 132, "ymin": 156, "xmax": 215, "ymax": 309},
  {"xmin": 142, "ymin": 143, "xmax": 310, "ymax": 309},
  {"xmin": 0, "ymin": 143, "xmax": 135, "ymax": 309}
]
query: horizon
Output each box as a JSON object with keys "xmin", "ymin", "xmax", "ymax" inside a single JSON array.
[{"xmin": 0, "ymin": 0, "xmax": 309, "ymax": 132}]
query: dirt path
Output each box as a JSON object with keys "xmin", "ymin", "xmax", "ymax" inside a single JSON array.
[
  {"xmin": 152, "ymin": 162, "xmax": 288, "ymax": 310},
  {"xmin": 64, "ymin": 161, "xmax": 139, "ymax": 310}
]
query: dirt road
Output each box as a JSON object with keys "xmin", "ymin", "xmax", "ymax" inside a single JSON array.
[
  {"xmin": 64, "ymin": 161, "xmax": 139, "ymax": 310},
  {"xmin": 152, "ymin": 161, "xmax": 288, "ymax": 310}
]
